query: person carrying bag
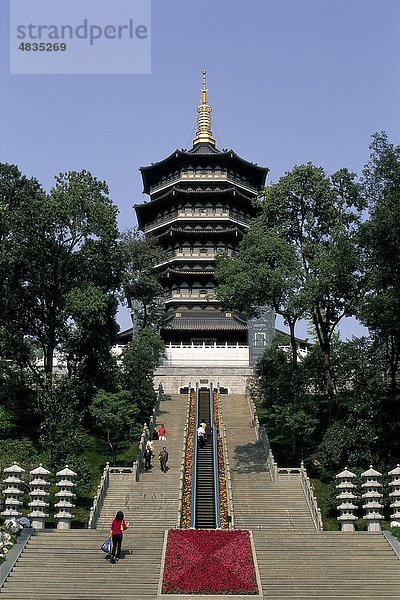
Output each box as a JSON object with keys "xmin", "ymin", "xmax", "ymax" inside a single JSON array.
[{"xmin": 109, "ymin": 510, "xmax": 129, "ymax": 563}]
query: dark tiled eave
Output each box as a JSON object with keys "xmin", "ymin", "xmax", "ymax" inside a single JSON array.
[
  {"xmin": 156, "ymin": 226, "xmax": 245, "ymax": 240},
  {"xmin": 162, "ymin": 317, "xmax": 247, "ymax": 331}
]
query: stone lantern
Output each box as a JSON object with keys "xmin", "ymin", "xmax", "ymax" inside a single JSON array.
[
  {"xmin": 388, "ymin": 464, "xmax": 400, "ymax": 523},
  {"xmin": 28, "ymin": 464, "xmax": 51, "ymax": 529},
  {"xmin": 336, "ymin": 467, "xmax": 358, "ymax": 531},
  {"xmin": 361, "ymin": 465, "xmax": 384, "ymax": 531},
  {"xmin": 54, "ymin": 466, "xmax": 77, "ymax": 530},
  {"xmin": 2, "ymin": 463, "xmax": 25, "ymax": 523}
]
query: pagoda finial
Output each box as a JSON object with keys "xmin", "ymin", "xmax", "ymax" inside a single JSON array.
[{"xmin": 193, "ymin": 69, "xmax": 215, "ymax": 147}]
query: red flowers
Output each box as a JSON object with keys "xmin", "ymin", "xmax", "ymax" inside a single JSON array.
[
  {"xmin": 181, "ymin": 390, "xmax": 196, "ymax": 528},
  {"xmin": 214, "ymin": 390, "xmax": 229, "ymax": 529},
  {"xmin": 161, "ymin": 529, "xmax": 259, "ymax": 594}
]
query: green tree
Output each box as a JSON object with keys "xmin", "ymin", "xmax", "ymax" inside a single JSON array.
[
  {"xmin": 216, "ymin": 220, "xmax": 305, "ymax": 366},
  {"xmin": 120, "ymin": 229, "xmax": 165, "ymax": 332},
  {"xmin": 0, "ymin": 164, "xmax": 46, "ymax": 373},
  {"xmin": 263, "ymin": 165, "xmax": 364, "ymax": 416},
  {"xmin": 89, "ymin": 389, "xmax": 139, "ymax": 465},
  {"xmin": 219, "ymin": 164, "xmax": 363, "ymax": 417},
  {"xmin": 360, "ymin": 133, "xmax": 400, "ymax": 399},
  {"xmin": 35, "ymin": 378, "xmax": 86, "ymax": 469},
  {"xmin": 0, "ymin": 438, "xmax": 39, "ymax": 473},
  {"xmin": 120, "ymin": 328, "xmax": 164, "ymax": 421},
  {"xmin": 318, "ymin": 337, "xmax": 390, "ymax": 473},
  {"xmin": 254, "ymin": 337, "xmax": 320, "ymax": 461},
  {"xmin": 0, "ymin": 167, "xmax": 120, "ymax": 387}
]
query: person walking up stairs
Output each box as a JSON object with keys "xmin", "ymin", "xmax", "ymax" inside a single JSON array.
[{"xmin": 0, "ymin": 393, "xmax": 188, "ymax": 600}]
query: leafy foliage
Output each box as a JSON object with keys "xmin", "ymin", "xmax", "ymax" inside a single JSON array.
[
  {"xmin": 89, "ymin": 389, "xmax": 139, "ymax": 465},
  {"xmin": 119, "ymin": 228, "xmax": 165, "ymax": 331},
  {"xmin": 120, "ymin": 327, "xmax": 164, "ymax": 420},
  {"xmin": 0, "ymin": 167, "xmax": 120, "ymax": 386},
  {"xmin": 360, "ymin": 133, "xmax": 400, "ymax": 398},
  {"xmin": 35, "ymin": 378, "xmax": 87, "ymax": 469}
]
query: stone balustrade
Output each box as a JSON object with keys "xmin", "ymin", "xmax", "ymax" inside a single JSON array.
[
  {"xmin": 300, "ymin": 462, "xmax": 323, "ymax": 531},
  {"xmin": 88, "ymin": 463, "xmax": 110, "ymax": 529}
]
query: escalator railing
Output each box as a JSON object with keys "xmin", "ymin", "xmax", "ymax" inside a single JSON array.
[
  {"xmin": 210, "ymin": 383, "xmax": 221, "ymax": 529},
  {"xmin": 188, "ymin": 383, "xmax": 222, "ymax": 529},
  {"xmin": 190, "ymin": 384, "xmax": 200, "ymax": 529}
]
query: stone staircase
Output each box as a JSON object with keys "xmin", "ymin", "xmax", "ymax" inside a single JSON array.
[
  {"xmin": 2, "ymin": 390, "xmax": 400, "ymax": 599},
  {"xmin": 221, "ymin": 394, "xmax": 315, "ymax": 531},
  {"xmin": 97, "ymin": 392, "xmax": 187, "ymax": 529},
  {"xmin": 0, "ymin": 529, "xmax": 164, "ymax": 599},
  {"xmin": 253, "ymin": 530, "xmax": 400, "ymax": 599},
  {"xmin": 0, "ymin": 393, "xmax": 187, "ymax": 600},
  {"xmin": 221, "ymin": 393, "xmax": 400, "ymax": 599}
]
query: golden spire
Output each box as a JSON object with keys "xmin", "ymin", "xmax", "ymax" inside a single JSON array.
[{"xmin": 193, "ymin": 69, "xmax": 215, "ymax": 146}]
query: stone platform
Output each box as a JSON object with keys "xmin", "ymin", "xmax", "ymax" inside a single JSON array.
[{"xmin": 153, "ymin": 366, "xmax": 253, "ymax": 394}]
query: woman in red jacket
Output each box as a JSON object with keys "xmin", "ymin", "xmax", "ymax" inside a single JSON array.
[{"xmin": 109, "ymin": 511, "xmax": 129, "ymax": 563}]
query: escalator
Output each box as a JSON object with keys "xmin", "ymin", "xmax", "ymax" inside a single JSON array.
[
  {"xmin": 190, "ymin": 384, "xmax": 221, "ymax": 529},
  {"xmin": 195, "ymin": 390, "xmax": 216, "ymax": 528}
]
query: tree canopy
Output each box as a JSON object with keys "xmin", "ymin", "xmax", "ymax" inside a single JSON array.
[{"xmin": 0, "ymin": 167, "xmax": 121, "ymax": 387}]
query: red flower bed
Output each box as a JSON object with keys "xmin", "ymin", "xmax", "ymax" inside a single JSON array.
[
  {"xmin": 214, "ymin": 390, "xmax": 229, "ymax": 529},
  {"xmin": 181, "ymin": 390, "xmax": 196, "ymax": 528},
  {"xmin": 162, "ymin": 529, "xmax": 259, "ymax": 595}
]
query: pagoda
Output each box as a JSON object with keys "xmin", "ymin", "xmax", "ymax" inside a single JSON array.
[{"xmin": 134, "ymin": 72, "xmax": 274, "ymax": 392}]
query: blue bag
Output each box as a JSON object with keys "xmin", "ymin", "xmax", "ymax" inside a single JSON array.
[{"xmin": 101, "ymin": 537, "xmax": 111, "ymax": 553}]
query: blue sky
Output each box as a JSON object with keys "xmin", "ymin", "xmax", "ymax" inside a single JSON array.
[{"xmin": 1, "ymin": 0, "xmax": 399, "ymax": 337}]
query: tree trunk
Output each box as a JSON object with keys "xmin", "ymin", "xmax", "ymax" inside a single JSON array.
[
  {"xmin": 107, "ymin": 431, "xmax": 116, "ymax": 466},
  {"xmin": 388, "ymin": 335, "xmax": 399, "ymax": 401},
  {"xmin": 44, "ymin": 342, "xmax": 54, "ymax": 381},
  {"xmin": 313, "ymin": 312, "xmax": 336, "ymax": 420},
  {"xmin": 287, "ymin": 316, "xmax": 298, "ymax": 368}
]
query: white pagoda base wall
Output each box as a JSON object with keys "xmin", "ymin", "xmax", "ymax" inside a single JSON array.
[
  {"xmin": 154, "ymin": 365, "xmax": 253, "ymax": 395},
  {"xmin": 163, "ymin": 343, "xmax": 250, "ymax": 367}
]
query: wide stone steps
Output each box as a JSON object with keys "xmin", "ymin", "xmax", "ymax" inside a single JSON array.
[
  {"xmin": 96, "ymin": 392, "xmax": 187, "ymax": 530},
  {"xmin": 0, "ymin": 529, "xmax": 165, "ymax": 599},
  {"xmin": 3, "ymin": 390, "xmax": 400, "ymax": 600},
  {"xmin": 221, "ymin": 395, "xmax": 400, "ymax": 597},
  {"xmin": 221, "ymin": 394, "xmax": 315, "ymax": 532}
]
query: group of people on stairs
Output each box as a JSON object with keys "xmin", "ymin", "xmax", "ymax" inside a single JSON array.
[
  {"xmin": 143, "ymin": 423, "xmax": 169, "ymax": 472},
  {"xmin": 107, "ymin": 423, "xmax": 169, "ymax": 563}
]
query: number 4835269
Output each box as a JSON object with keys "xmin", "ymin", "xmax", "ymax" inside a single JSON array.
[{"xmin": 18, "ymin": 42, "xmax": 67, "ymax": 51}]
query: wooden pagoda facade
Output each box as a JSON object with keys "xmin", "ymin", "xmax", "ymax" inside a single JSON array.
[{"xmin": 134, "ymin": 72, "xmax": 273, "ymax": 369}]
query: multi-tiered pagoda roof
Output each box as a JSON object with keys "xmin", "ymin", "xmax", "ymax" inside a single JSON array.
[{"xmin": 134, "ymin": 71, "xmax": 269, "ymax": 356}]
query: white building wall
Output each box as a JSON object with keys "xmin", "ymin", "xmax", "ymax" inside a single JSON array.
[{"xmin": 163, "ymin": 343, "xmax": 250, "ymax": 367}]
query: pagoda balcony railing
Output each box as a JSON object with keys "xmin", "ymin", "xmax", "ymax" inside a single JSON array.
[
  {"xmin": 149, "ymin": 169, "xmax": 258, "ymax": 195},
  {"xmin": 164, "ymin": 291, "xmax": 217, "ymax": 303},
  {"xmin": 144, "ymin": 209, "xmax": 251, "ymax": 234},
  {"xmin": 163, "ymin": 342, "xmax": 250, "ymax": 367},
  {"xmin": 154, "ymin": 249, "xmax": 237, "ymax": 269}
]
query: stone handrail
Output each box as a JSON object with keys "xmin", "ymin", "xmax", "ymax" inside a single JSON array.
[
  {"xmin": 132, "ymin": 383, "xmax": 164, "ymax": 482},
  {"xmin": 245, "ymin": 393, "xmax": 323, "ymax": 529},
  {"xmin": 217, "ymin": 390, "xmax": 235, "ymax": 529},
  {"xmin": 88, "ymin": 462, "xmax": 110, "ymax": 529},
  {"xmin": 0, "ymin": 528, "xmax": 33, "ymax": 587},
  {"xmin": 177, "ymin": 387, "xmax": 192, "ymax": 527},
  {"xmin": 300, "ymin": 461, "xmax": 323, "ymax": 531},
  {"xmin": 246, "ymin": 393, "xmax": 278, "ymax": 482}
]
